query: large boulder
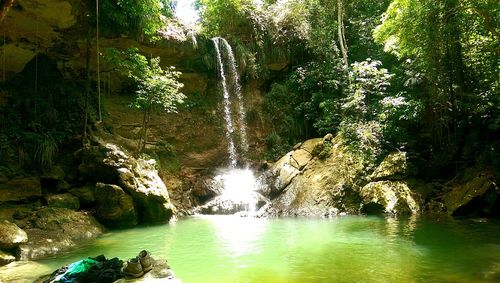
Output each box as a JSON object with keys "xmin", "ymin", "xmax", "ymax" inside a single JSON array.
[
  {"xmin": 118, "ymin": 159, "xmax": 176, "ymax": 223},
  {"xmin": 0, "ymin": 177, "xmax": 41, "ymax": 202},
  {"xmin": 370, "ymin": 152, "xmax": 408, "ymax": 181},
  {"xmin": 18, "ymin": 207, "xmax": 104, "ymax": 260},
  {"xmin": 45, "ymin": 193, "xmax": 80, "ymax": 210},
  {"xmin": 69, "ymin": 185, "xmax": 96, "ymax": 206},
  {"xmin": 78, "ymin": 143, "xmax": 176, "ymax": 224},
  {"xmin": 257, "ymin": 139, "xmax": 323, "ymax": 199},
  {"xmin": 0, "ymin": 220, "xmax": 28, "ymax": 249},
  {"xmin": 257, "ymin": 137, "xmax": 366, "ymax": 217},
  {"xmin": 443, "ymin": 168, "xmax": 498, "ymax": 218},
  {"xmin": 256, "ymin": 136, "xmax": 426, "ymax": 218},
  {"xmin": 94, "ymin": 183, "xmax": 137, "ymax": 228},
  {"xmin": 359, "ymin": 181, "xmax": 421, "ymax": 215}
]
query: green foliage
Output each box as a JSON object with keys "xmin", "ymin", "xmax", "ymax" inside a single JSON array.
[
  {"xmin": 34, "ymin": 135, "xmax": 58, "ymax": 168},
  {"xmin": 106, "ymin": 48, "xmax": 185, "ymax": 151},
  {"xmin": 196, "ymin": 0, "xmax": 264, "ymax": 37},
  {"xmin": 107, "ymin": 48, "xmax": 185, "ymax": 114},
  {"xmin": 337, "ymin": 60, "xmax": 392, "ymax": 163},
  {"xmin": 132, "ymin": 62, "xmax": 185, "ymax": 114},
  {"xmin": 339, "ymin": 119, "xmax": 384, "ymax": 165},
  {"xmin": 343, "ymin": 60, "xmax": 393, "ymax": 120},
  {"xmin": 264, "ymin": 132, "xmax": 291, "ymax": 161},
  {"xmin": 97, "ymin": 0, "xmax": 176, "ymax": 38},
  {"xmin": 371, "ymin": 0, "xmax": 498, "ymax": 175}
]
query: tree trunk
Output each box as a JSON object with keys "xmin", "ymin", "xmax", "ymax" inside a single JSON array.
[
  {"xmin": 138, "ymin": 107, "xmax": 151, "ymax": 153},
  {"xmin": 83, "ymin": 24, "xmax": 91, "ymax": 144},
  {"xmin": 443, "ymin": 0, "xmax": 466, "ymax": 136},
  {"xmin": 337, "ymin": 0, "xmax": 348, "ymax": 67}
]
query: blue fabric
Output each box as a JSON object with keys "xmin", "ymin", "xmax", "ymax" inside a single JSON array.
[{"xmin": 52, "ymin": 258, "xmax": 99, "ymax": 283}]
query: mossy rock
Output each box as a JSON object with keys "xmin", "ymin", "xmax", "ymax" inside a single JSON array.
[
  {"xmin": 95, "ymin": 183, "xmax": 137, "ymax": 228},
  {"xmin": 370, "ymin": 152, "xmax": 407, "ymax": 181},
  {"xmin": 360, "ymin": 181, "xmax": 420, "ymax": 216},
  {"xmin": 45, "ymin": 193, "xmax": 80, "ymax": 210},
  {"xmin": 0, "ymin": 220, "xmax": 28, "ymax": 249}
]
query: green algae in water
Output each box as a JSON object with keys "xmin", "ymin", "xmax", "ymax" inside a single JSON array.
[{"xmin": 5, "ymin": 215, "xmax": 500, "ymax": 283}]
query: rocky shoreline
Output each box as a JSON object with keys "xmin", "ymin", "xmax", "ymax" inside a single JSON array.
[
  {"xmin": 0, "ymin": 135, "xmax": 498, "ymax": 272},
  {"xmin": 0, "ymin": 139, "xmax": 177, "ymax": 266},
  {"xmin": 255, "ymin": 135, "xmax": 499, "ymax": 219}
]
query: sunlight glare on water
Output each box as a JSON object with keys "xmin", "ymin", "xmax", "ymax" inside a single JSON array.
[{"xmin": 209, "ymin": 215, "xmax": 268, "ymax": 257}]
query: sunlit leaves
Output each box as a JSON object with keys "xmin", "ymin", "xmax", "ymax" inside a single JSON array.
[
  {"xmin": 99, "ymin": 0, "xmax": 176, "ymax": 37},
  {"xmin": 106, "ymin": 48, "xmax": 185, "ymax": 113}
]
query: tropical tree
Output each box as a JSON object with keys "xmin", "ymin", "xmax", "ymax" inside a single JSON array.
[{"xmin": 108, "ymin": 48, "xmax": 185, "ymax": 152}]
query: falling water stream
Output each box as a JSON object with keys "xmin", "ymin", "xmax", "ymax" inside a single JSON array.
[
  {"xmin": 219, "ymin": 38, "xmax": 249, "ymax": 154},
  {"xmin": 210, "ymin": 37, "xmax": 258, "ymax": 214},
  {"xmin": 212, "ymin": 37, "xmax": 238, "ymax": 167}
]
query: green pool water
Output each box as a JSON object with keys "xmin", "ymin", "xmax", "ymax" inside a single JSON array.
[{"xmin": 10, "ymin": 215, "xmax": 500, "ymax": 282}]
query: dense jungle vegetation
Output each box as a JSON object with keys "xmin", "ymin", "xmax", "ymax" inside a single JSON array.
[
  {"xmin": 195, "ymin": 0, "xmax": 499, "ymax": 179},
  {"xmin": 0, "ymin": 0, "xmax": 498, "ymax": 181}
]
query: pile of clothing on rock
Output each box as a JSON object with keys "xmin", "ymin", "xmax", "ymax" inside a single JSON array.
[{"xmin": 44, "ymin": 250, "xmax": 157, "ymax": 283}]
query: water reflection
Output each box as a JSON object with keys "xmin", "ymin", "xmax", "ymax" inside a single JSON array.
[
  {"xmin": 1, "ymin": 216, "xmax": 498, "ymax": 283},
  {"xmin": 208, "ymin": 215, "xmax": 268, "ymax": 257}
]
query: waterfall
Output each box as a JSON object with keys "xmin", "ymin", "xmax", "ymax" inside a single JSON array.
[
  {"xmin": 212, "ymin": 37, "xmax": 237, "ymax": 167},
  {"xmin": 203, "ymin": 38, "xmax": 261, "ymax": 216},
  {"xmin": 219, "ymin": 38, "xmax": 249, "ymax": 154},
  {"xmin": 212, "ymin": 37, "xmax": 249, "ymax": 167}
]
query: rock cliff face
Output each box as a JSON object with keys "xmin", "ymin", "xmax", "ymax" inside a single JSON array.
[{"xmin": 257, "ymin": 136, "xmax": 420, "ymax": 217}]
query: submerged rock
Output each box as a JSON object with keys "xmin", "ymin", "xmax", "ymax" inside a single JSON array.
[
  {"xmin": 18, "ymin": 207, "xmax": 104, "ymax": 260},
  {"xmin": 0, "ymin": 220, "xmax": 28, "ymax": 249}
]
